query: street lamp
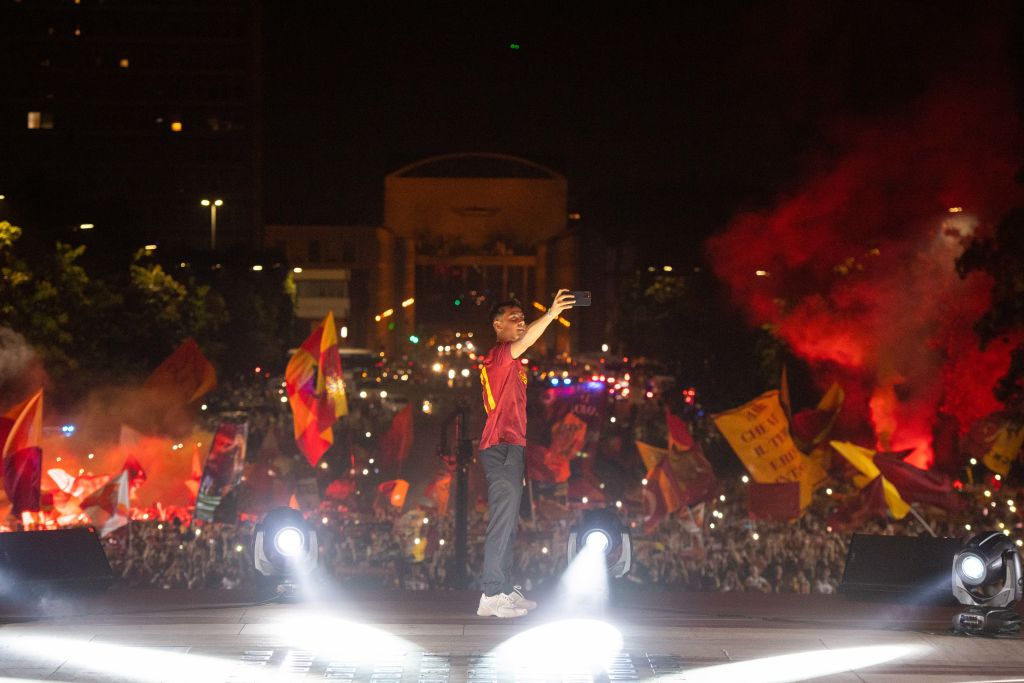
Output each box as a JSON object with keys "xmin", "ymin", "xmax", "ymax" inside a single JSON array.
[{"xmin": 200, "ymin": 198, "xmax": 223, "ymax": 250}]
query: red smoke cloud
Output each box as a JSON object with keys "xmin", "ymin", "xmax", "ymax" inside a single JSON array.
[{"xmin": 708, "ymin": 77, "xmax": 1022, "ymax": 470}]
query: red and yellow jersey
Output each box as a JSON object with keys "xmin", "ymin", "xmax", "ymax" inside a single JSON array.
[{"xmin": 478, "ymin": 342, "xmax": 528, "ymax": 449}]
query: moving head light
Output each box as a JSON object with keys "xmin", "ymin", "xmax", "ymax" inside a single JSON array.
[
  {"xmin": 567, "ymin": 508, "xmax": 632, "ymax": 578},
  {"xmin": 952, "ymin": 531, "xmax": 1022, "ymax": 636},
  {"xmin": 254, "ymin": 507, "xmax": 318, "ymax": 598}
]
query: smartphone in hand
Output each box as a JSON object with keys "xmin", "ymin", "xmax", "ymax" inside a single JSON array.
[{"xmin": 570, "ymin": 291, "xmax": 592, "ymax": 307}]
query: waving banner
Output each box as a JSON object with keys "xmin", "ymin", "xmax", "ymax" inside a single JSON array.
[{"xmin": 712, "ymin": 390, "xmax": 825, "ymax": 509}]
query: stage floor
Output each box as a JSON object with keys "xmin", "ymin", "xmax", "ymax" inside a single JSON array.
[{"xmin": 0, "ymin": 588, "xmax": 1022, "ymax": 682}]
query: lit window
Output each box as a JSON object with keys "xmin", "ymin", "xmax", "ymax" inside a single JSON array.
[
  {"xmin": 27, "ymin": 112, "xmax": 53, "ymax": 129},
  {"xmin": 170, "ymin": 121, "xmax": 183, "ymax": 132}
]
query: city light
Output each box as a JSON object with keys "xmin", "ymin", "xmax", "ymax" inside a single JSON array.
[
  {"xmin": 79, "ymin": 223, "xmax": 94, "ymax": 230},
  {"xmin": 401, "ymin": 298, "xmax": 415, "ymax": 307}
]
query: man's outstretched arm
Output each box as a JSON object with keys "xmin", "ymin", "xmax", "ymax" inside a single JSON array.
[{"xmin": 510, "ymin": 289, "xmax": 575, "ymax": 359}]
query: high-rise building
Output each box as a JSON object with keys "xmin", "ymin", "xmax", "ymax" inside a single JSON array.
[{"xmin": 0, "ymin": 0, "xmax": 262, "ymax": 250}]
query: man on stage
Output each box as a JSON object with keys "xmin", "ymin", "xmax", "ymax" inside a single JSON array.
[{"xmin": 476, "ymin": 289, "xmax": 576, "ymax": 618}]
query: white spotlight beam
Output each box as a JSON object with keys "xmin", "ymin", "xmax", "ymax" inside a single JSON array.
[{"xmin": 676, "ymin": 643, "xmax": 928, "ymax": 683}]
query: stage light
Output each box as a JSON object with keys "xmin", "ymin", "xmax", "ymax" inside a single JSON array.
[
  {"xmin": 951, "ymin": 531, "xmax": 1022, "ymax": 635},
  {"xmin": 254, "ymin": 507, "xmax": 318, "ymax": 600},
  {"xmin": 274, "ymin": 527, "xmax": 304, "ymax": 557},
  {"xmin": 584, "ymin": 530, "xmax": 610, "ymax": 551},
  {"xmin": 568, "ymin": 508, "xmax": 632, "ymax": 578}
]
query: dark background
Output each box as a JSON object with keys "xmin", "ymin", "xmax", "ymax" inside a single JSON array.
[{"xmin": 263, "ymin": 1, "xmax": 1022, "ymax": 258}]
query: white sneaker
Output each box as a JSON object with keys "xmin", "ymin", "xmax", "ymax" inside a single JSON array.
[
  {"xmin": 509, "ymin": 585, "xmax": 537, "ymax": 610},
  {"xmin": 477, "ymin": 592, "xmax": 527, "ymax": 618}
]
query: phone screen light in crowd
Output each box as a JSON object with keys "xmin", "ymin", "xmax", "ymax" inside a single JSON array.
[
  {"xmin": 340, "ymin": 326, "xmax": 348, "ymax": 338},
  {"xmin": 601, "ymin": 344, "xmax": 609, "ymax": 352}
]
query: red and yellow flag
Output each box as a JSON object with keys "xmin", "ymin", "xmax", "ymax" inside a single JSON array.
[
  {"xmin": 144, "ymin": 338, "xmax": 217, "ymax": 404},
  {"xmin": 1, "ymin": 390, "xmax": 44, "ymax": 516},
  {"xmin": 378, "ymin": 479, "xmax": 409, "ymax": 508},
  {"xmin": 286, "ymin": 312, "xmax": 348, "ymax": 466},
  {"xmin": 829, "ymin": 440, "xmax": 910, "ymax": 519}
]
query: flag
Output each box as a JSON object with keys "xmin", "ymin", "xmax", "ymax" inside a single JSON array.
[
  {"xmin": 378, "ymin": 479, "xmax": 409, "ymax": 508},
  {"xmin": 527, "ymin": 412, "xmax": 584, "ymax": 483},
  {"xmin": 325, "ymin": 478, "xmax": 356, "ymax": 501},
  {"xmin": 748, "ymin": 482, "xmax": 801, "ymax": 521},
  {"xmin": 873, "ymin": 450, "xmax": 964, "ymax": 513},
  {"xmin": 426, "ymin": 472, "xmax": 452, "ymax": 515},
  {"xmin": 194, "ymin": 422, "xmax": 247, "ymax": 522},
  {"xmin": 677, "ymin": 502, "xmax": 704, "ymax": 534},
  {"xmin": 526, "ymin": 442, "xmax": 571, "ymax": 483},
  {"xmin": 1, "ymin": 390, "xmax": 43, "ymax": 515},
  {"xmin": 185, "ymin": 443, "xmax": 203, "ymax": 500},
  {"xmin": 551, "ymin": 411, "xmax": 587, "ymax": 460},
  {"xmin": 712, "ymin": 390, "xmax": 825, "ymax": 509},
  {"xmin": 143, "ymin": 338, "xmax": 217, "ymax": 404},
  {"xmin": 637, "ymin": 442, "xmax": 687, "ymax": 532},
  {"xmin": 791, "ymin": 382, "xmax": 845, "ymax": 451},
  {"xmin": 829, "ymin": 440, "xmax": 910, "ymax": 519},
  {"xmin": 641, "ymin": 459, "xmax": 675, "ymax": 532},
  {"xmin": 827, "ymin": 475, "xmax": 890, "ymax": 530},
  {"xmin": 666, "ymin": 410, "xmax": 695, "ymax": 452},
  {"xmin": 982, "ymin": 422, "xmax": 1024, "ymax": 477},
  {"xmin": 671, "ymin": 441, "xmax": 717, "ymax": 502},
  {"xmin": 636, "ymin": 440, "xmax": 715, "ymax": 510},
  {"xmin": 286, "ymin": 311, "xmax": 348, "ymax": 466},
  {"xmin": 82, "ymin": 471, "xmax": 130, "ymax": 537},
  {"xmin": 121, "ymin": 456, "xmax": 147, "ymax": 492},
  {"xmin": 380, "ymin": 404, "xmax": 414, "ymax": 467}
]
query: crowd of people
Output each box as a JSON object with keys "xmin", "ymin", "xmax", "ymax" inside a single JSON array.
[
  {"xmin": 102, "ymin": 474, "xmax": 1019, "ymax": 595},
  {"xmin": 21, "ymin": 334, "xmax": 1017, "ymax": 596}
]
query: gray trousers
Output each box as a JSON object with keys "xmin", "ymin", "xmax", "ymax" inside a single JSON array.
[{"xmin": 480, "ymin": 443, "xmax": 524, "ymax": 596}]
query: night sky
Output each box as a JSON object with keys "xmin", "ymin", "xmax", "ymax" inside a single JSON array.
[{"xmin": 262, "ymin": 1, "xmax": 1021, "ymax": 257}]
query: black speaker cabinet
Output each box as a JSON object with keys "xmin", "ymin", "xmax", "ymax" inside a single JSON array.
[
  {"xmin": 840, "ymin": 533, "xmax": 963, "ymax": 604},
  {"xmin": 0, "ymin": 527, "xmax": 115, "ymax": 595}
]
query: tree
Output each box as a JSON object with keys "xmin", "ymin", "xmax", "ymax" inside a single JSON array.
[
  {"xmin": 0, "ymin": 221, "xmax": 225, "ymax": 408},
  {"xmin": 956, "ymin": 207, "xmax": 1024, "ymax": 411}
]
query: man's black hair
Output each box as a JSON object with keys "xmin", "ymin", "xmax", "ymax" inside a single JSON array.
[{"xmin": 489, "ymin": 298, "xmax": 523, "ymax": 322}]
